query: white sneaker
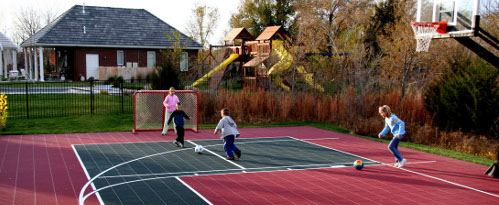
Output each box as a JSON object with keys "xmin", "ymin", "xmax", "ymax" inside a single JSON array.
[
  {"xmin": 398, "ymin": 159, "xmax": 407, "ymax": 168},
  {"xmin": 394, "ymin": 162, "xmax": 400, "ymax": 167}
]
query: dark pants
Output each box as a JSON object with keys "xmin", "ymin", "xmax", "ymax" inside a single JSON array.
[
  {"xmin": 223, "ymin": 135, "xmax": 239, "ymax": 157},
  {"xmin": 175, "ymin": 126, "xmax": 184, "ymax": 144}
]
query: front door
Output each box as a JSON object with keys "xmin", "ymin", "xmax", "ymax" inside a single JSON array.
[{"xmin": 86, "ymin": 54, "xmax": 99, "ymax": 80}]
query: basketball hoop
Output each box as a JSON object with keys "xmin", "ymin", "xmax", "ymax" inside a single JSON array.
[{"xmin": 410, "ymin": 22, "xmax": 440, "ymax": 52}]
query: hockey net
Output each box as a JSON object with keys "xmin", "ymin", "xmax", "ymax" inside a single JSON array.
[{"xmin": 133, "ymin": 90, "xmax": 198, "ymax": 133}]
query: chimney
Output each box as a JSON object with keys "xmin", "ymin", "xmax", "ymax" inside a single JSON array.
[
  {"xmin": 83, "ymin": 26, "xmax": 86, "ymax": 34},
  {"xmin": 83, "ymin": 3, "xmax": 85, "ymax": 13}
]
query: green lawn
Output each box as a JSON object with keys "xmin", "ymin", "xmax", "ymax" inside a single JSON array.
[{"xmin": 1, "ymin": 113, "xmax": 495, "ymax": 166}]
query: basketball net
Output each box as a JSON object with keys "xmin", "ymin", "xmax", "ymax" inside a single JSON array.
[{"xmin": 411, "ymin": 22, "xmax": 440, "ymax": 52}]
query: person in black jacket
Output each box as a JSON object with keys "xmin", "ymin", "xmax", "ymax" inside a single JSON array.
[{"xmin": 167, "ymin": 102, "xmax": 191, "ymax": 148}]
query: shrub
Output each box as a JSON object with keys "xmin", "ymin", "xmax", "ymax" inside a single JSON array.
[
  {"xmin": 100, "ymin": 90, "xmax": 109, "ymax": 95},
  {"xmin": 423, "ymin": 55, "xmax": 499, "ymax": 137},
  {"xmin": 149, "ymin": 53, "xmax": 182, "ymax": 90},
  {"xmin": 136, "ymin": 73, "xmax": 143, "ymax": 83},
  {"xmin": 105, "ymin": 76, "xmax": 116, "ymax": 85},
  {"xmin": 114, "ymin": 76, "xmax": 124, "ymax": 88},
  {"xmin": 0, "ymin": 93, "xmax": 7, "ymax": 131}
]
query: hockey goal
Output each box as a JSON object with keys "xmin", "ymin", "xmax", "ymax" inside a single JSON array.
[{"xmin": 133, "ymin": 90, "xmax": 199, "ymax": 133}]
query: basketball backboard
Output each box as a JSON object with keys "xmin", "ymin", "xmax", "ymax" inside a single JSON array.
[{"xmin": 416, "ymin": 0, "xmax": 480, "ymax": 38}]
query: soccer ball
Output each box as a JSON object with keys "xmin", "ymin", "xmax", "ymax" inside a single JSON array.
[
  {"xmin": 353, "ymin": 160, "xmax": 364, "ymax": 170},
  {"xmin": 195, "ymin": 145, "xmax": 204, "ymax": 154}
]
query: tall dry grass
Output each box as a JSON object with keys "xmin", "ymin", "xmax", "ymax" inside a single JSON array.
[{"xmin": 198, "ymin": 89, "xmax": 498, "ymax": 160}]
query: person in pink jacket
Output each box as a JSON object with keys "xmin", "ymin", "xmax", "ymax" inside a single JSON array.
[{"xmin": 162, "ymin": 87, "xmax": 179, "ymax": 135}]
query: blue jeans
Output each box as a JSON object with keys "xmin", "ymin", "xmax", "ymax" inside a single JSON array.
[
  {"xmin": 223, "ymin": 135, "xmax": 239, "ymax": 157},
  {"xmin": 388, "ymin": 135, "xmax": 404, "ymax": 162}
]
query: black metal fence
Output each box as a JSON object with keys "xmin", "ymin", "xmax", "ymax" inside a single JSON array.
[{"xmin": 0, "ymin": 80, "xmax": 147, "ymax": 119}]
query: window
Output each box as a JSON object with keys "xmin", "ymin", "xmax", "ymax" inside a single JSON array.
[
  {"xmin": 117, "ymin": 50, "xmax": 124, "ymax": 66},
  {"xmin": 147, "ymin": 51, "xmax": 156, "ymax": 67},
  {"xmin": 180, "ymin": 52, "xmax": 188, "ymax": 71}
]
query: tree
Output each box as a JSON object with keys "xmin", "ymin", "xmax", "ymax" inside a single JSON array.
[
  {"xmin": 291, "ymin": 0, "xmax": 372, "ymax": 93},
  {"xmin": 0, "ymin": 13, "xmax": 9, "ymax": 35},
  {"xmin": 364, "ymin": 0, "xmax": 401, "ymax": 59},
  {"xmin": 149, "ymin": 31, "xmax": 191, "ymax": 90},
  {"xmin": 185, "ymin": 3, "xmax": 220, "ymax": 49},
  {"xmin": 423, "ymin": 53, "xmax": 499, "ymax": 137},
  {"xmin": 13, "ymin": 7, "xmax": 41, "ymax": 45},
  {"xmin": 229, "ymin": 0, "xmax": 296, "ymax": 37},
  {"xmin": 12, "ymin": 6, "xmax": 59, "ymax": 74}
]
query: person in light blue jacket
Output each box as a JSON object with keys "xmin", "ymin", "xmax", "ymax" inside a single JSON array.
[
  {"xmin": 214, "ymin": 108, "xmax": 241, "ymax": 160},
  {"xmin": 378, "ymin": 105, "xmax": 407, "ymax": 168}
]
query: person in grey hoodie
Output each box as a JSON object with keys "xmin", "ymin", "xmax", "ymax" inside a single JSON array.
[{"xmin": 214, "ymin": 108, "xmax": 241, "ymax": 160}]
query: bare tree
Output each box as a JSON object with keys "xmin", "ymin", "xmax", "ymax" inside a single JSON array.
[
  {"xmin": 0, "ymin": 13, "xmax": 9, "ymax": 35},
  {"xmin": 292, "ymin": 0, "xmax": 373, "ymax": 93},
  {"xmin": 12, "ymin": 6, "xmax": 58, "ymax": 45},
  {"xmin": 12, "ymin": 7, "xmax": 41, "ymax": 45},
  {"xmin": 185, "ymin": 3, "xmax": 220, "ymax": 49}
]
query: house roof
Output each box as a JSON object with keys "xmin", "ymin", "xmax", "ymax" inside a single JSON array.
[
  {"xmin": 0, "ymin": 32, "xmax": 21, "ymax": 51},
  {"xmin": 255, "ymin": 26, "xmax": 289, "ymax": 41},
  {"xmin": 21, "ymin": 5, "xmax": 203, "ymax": 50},
  {"xmin": 223, "ymin": 28, "xmax": 254, "ymax": 41}
]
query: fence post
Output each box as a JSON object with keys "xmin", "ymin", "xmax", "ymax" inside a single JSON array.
[
  {"xmin": 90, "ymin": 80, "xmax": 94, "ymax": 114},
  {"xmin": 25, "ymin": 82, "xmax": 29, "ymax": 119},
  {"xmin": 120, "ymin": 81, "xmax": 124, "ymax": 113}
]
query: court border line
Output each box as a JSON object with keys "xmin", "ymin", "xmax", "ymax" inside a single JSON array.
[
  {"xmin": 188, "ymin": 140, "xmax": 246, "ymax": 170},
  {"xmin": 74, "ymin": 137, "xmax": 449, "ymax": 204},
  {"xmin": 176, "ymin": 177, "xmax": 213, "ymax": 205},
  {"xmin": 76, "ymin": 137, "xmax": 302, "ymax": 204},
  {"xmin": 98, "ymin": 161, "xmax": 380, "ymax": 179},
  {"xmin": 72, "ymin": 145, "xmax": 105, "ymax": 205},
  {"xmin": 98, "ymin": 161, "xmax": 439, "ymax": 179},
  {"xmin": 294, "ymin": 136, "xmax": 499, "ymax": 199},
  {"xmin": 399, "ymin": 167, "xmax": 499, "ymax": 198},
  {"xmin": 75, "ymin": 136, "xmax": 344, "ymax": 204},
  {"xmin": 76, "ymin": 135, "xmax": 499, "ymax": 204},
  {"xmin": 289, "ymin": 136, "xmax": 382, "ymax": 163}
]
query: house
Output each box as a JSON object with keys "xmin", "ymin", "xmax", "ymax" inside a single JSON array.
[
  {"xmin": 0, "ymin": 32, "xmax": 21, "ymax": 80},
  {"xmin": 21, "ymin": 5, "xmax": 203, "ymax": 81}
]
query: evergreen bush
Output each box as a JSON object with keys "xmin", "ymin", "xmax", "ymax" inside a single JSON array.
[{"xmin": 423, "ymin": 55, "xmax": 499, "ymax": 137}]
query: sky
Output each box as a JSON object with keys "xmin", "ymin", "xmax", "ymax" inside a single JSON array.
[{"xmin": 0, "ymin": 0, "xmax": 240, "ymax": 45}]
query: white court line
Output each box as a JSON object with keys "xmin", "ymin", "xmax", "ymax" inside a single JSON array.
[
  {"xmin": 77, "ymin": 136, "xmax": 498, "ymax": 204},
  {"xmin": 100, "ymin": 162, "xmax": 373, "ymax": 179},
  {"xmin": 77, "ymin": 136, "xmax": 352, "ymax": 204},
  {"xmin": 290, "ymin": 136, "xmax": 383, "ymax": 164},
  {"xmin": 75, "ymin": 161, "xmax": 367, "ymax": 200},
  {"xmin": 298, "ymin": 136, "xmax": 499, "ymax": 198},
  {"xmin": 188, "ymin": 141, "xmax": 246, "ymax": 170},
  {"xmin": 72, "ymin": 145, "xmax": 105, "ymax": 205},
  {"xmin": 400, "ymin": 167, "xmax": 499, "ymax": 198},
  {"xmin": 300, "ymin": 137, "xmax": 339, "ymax": 140},
  {"xmin": 176, "ymin": 177, "xmax": 213, "ymax": 205},
  {"xmin": 78, "ymin": 138, "xmax": 290, "ymax": 205}
]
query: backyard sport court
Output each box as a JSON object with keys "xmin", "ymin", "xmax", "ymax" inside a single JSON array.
[{"xmin": 1, "ymin": 126, "xmax": 498, "ymax": 204}]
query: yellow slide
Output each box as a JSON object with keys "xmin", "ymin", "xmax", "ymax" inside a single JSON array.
[
  {"xmin": 268, "ymin": 40, "xmax": 292, "ymax": 91},
  {"xmin": 268, "ymin": 40, "xmax": 324, "ymax": 92},
  {"xmin": 192, "ymin": 54, "xmax": 239, "ymax": 87}
]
